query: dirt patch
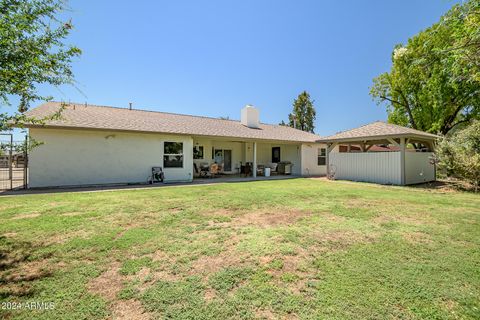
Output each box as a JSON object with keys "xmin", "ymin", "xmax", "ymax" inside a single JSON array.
[
  {"xmin": 87, "ymin": 262, "xmax": 123, "ymax": 300},
  {"xmin": 311, "ymin": 229, "xmax": 376, "ymax": 248},
  {"xmin": 233, "ymin": 209, "xmax": 311, "ymax": 227},
  {"xmin": 2, "ymin": 260, "xmax": 52, "ymax": 283},
  {"xmin": 373, "ymin": 214, "xmax": 433, "ymax": 227},
  {"xmin": 61, "ymin": 211, "xmax": 85, "ymax": 217},
  {"xmin": 88, "ymin": 262, "xmax": 153, "ymax": 319},
  {"xmin": 204, "ymin": 288, "xmax": 217, "ymax": 302},
  {"xmin": 11, "ymin": 213, "xmax": 40, "ymax": 220},
  {"xmin": 2, "ymin": 232, "xmax": 17, "ymax": 238},
  {"xmin": 402, "ymin": 231, "xmax": 432, "ymax": 244},
  {"xmin": 110, "ymin": 299, "xmax": 153, "ymax": 320},
  {"xmin": 255, "ymin": 308, "xmax": 276, "ymax": 319},
  {"xmin": 47, "ymin": 229, "xmax": 92, "ymax": 244}
]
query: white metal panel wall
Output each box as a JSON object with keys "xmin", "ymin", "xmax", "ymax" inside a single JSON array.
[
  {"xmin": 329, "ymin": 152, "xmax": 402, "ymax": 185},
  {"xmin": 405, "ymin": 152, "xmax": 435, "ymax": 184}
]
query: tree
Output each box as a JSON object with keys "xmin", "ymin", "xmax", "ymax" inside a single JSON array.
[
  {"xmin": 436, "ymin": 120, "xmax": 480, "ymax": 191},
  {"xmin": 0, "ymin": 0, "xmax": 81, "ymax": 129},
  {"xmin": 370, "ymin": 0, "xmax": 480, "ymax": 135},
  {"xmin": 285, "ymin": 91, "xmax": 316, "ymax": 133}
]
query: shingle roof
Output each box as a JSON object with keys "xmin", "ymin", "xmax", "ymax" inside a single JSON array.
[
  {"xmin": 317, "ymin": 121, "xmax": 439, "ymax": 142},
  {"xmin": 23, "ymin": 102, "xmax": 322, "ymax": 143}
]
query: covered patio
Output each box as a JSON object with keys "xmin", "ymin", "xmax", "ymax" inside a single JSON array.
[
  {"xmin": 191, "ymin": 136, "xmax": 302, "ymax": 179},
  {"xmin": 318, "ymin": 122, "xmax": 439, "ymax": 185}
]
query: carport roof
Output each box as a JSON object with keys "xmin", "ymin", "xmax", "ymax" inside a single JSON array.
[{"xmin": 317, "ymin": 121, "xmax": 439, "ymax": 143}]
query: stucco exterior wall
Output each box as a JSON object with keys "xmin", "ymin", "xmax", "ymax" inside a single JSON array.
[
  {"xmin": 29, "ymin": 128, "xmax": 193, "ymax": 187},
  {"xmin": 300, "ymin": 143, "xmax": 327, "ymax": 176}
]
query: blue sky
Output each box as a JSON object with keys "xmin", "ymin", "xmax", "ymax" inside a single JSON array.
[{"xmin": 11, "ymin": 0, "xmax": 459, "ymax": 138}]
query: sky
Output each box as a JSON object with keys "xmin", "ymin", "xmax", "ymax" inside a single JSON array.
[{"xmin": 9, "ymin": 0, "xmax": 460, "ymax": 139}]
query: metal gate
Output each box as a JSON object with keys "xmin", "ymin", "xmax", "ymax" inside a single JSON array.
[{"xmin": 0, "ymin": 134, "xmax": 28, "ymax": 190}]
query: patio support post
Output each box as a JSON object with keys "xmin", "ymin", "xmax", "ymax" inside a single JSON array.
[
  {"xmin": 253, "ymin": 142, "xmax": 257, "ymax": 178},
  {"xmin": 326, "ymin": 142, "xmax": 337, "ymax": 178},
  {"xmin": 400, "ymin": 137, "xmax": 406, "ymax": 185}
]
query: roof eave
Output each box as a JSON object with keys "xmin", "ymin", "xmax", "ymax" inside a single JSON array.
[
  {"xmin": 316, "ymin": 132, "xmax": 439, "ymax": 144},
  {"xmin": 24, "ymin": 123, "xmax": 319, "ymax": 144}
]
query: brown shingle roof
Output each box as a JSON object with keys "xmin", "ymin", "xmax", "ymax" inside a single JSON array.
[
  {"xmin": 317, "ymin": 121, "xmax": 439, "ymax": 142},
  {"xmin": 23, "ymin": 102, "xmax": 322, "ymax": 143}
]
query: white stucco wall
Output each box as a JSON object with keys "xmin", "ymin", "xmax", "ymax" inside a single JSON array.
[
  {"xmin": 300, "ymin": 143, "xmax": 327, "ymax": 176},
  {"xmin": 29, "ymin": 128, "xmax": 193, "ymax": 187},
  {"xmin": 405, "ymin": 152, "xmax": 435, "ymax": 184}
]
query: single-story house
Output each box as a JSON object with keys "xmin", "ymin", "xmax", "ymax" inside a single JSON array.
[
  {"xmin": 22, "ymin": 102, "xmax": 326, "ymax": 188},
  {"xmin": 21, "ymin": 102, "xmax": 438, "ymax": 188}
]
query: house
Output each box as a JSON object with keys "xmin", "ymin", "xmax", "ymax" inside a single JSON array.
[
  {"xmin": 318, "ymin": 121, "xmax": 438, "ymax": 185},
  {"xmin": 23, "ymin": 102, "xmax": 327, "ymax": 188},
  {"xmin": 21, "ymin": 102, "xmax": 438, "ymax": 188}
]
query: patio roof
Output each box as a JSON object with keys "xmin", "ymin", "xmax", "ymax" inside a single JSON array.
[{"xmin": 317, "ymin": 121, "xmax": 439, "ymax": 143}]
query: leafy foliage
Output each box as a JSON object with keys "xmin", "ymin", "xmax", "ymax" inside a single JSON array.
[
  {"xmin": 284, "ymin": 91, "xmax": 316, "ymax": 133},
  {"xmin": 370, "ymin": 0, "xmax": 480, "ymax": 135},
  {"xmin": 0, "ymin": 0, "xmax": 81, "ymax": 128},
  {"xmin": 436, "ymin": 120, "xmax": 480, "ymax": 191}
]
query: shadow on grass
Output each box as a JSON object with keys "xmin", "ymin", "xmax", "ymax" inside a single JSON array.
[{"xmin": 0, "ymin": 236, "xmax": 53, "ymax": 298}]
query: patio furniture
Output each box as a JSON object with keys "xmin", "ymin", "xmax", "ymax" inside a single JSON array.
[
  {"xmin": 257, "ymin": 165, "xmax": 265, "ymax": 176},
  {"xmin": 267, "ymin": 163, "xmax": 278, "ymax": 175},
  {"xmin": 150, "ymin": 167, "xmax": 164, "ymax": 183},
  {"xmin": 277, "ymin": 161, "xmax": 293, "ymax": 175},
  {"xmin": 199, "ymin": 163, "xmax": 210, "ymax": 177},
  {"xmin": 210, "ymin": 163, "xmax": 219, "ymax": 178}
]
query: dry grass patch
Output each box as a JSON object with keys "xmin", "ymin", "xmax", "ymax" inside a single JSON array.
[
  {"xmin": 10, "ymin": 212, "xmax": 40, "ymax": 220},
  {"xmin": 87, "ymin": 261, "xmax": 154, "ymax": 319},
  {"xmin": 233, "ymin": 209, "xmax": 312, "ymax": 227}
]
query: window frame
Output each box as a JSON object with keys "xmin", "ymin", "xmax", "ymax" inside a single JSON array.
[
  {"xmin": 317, "ymin": 148, "xmax": 326, "ymax": 166},
  {"xmin": 164, "ymin": 142, "xmax": 184, "ymax": 168}
]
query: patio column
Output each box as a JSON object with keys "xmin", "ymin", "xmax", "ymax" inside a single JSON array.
[{"xmin": 253, "ymin": 142, "xmax": 257, "ymax": 178}]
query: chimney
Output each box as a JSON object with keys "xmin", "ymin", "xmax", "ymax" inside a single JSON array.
[
  {"xmin": 129, "ymin": 102, "xmax": 132, "ymax": 110},
  {"xmin": 241, "ymin": 105, "xmax": 260, "ymax": 129}
]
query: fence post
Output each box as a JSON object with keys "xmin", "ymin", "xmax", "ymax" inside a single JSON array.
[
  {"xmin": 9, "ymin": 134, "xmax": 13, "ymax": 190},
  {"xmin": 24, "ymin": 135, "xmax": 28, "ymax": 189}
]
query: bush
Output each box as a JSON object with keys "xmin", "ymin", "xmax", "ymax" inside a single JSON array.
[{"xmin": 436, "ymin": 121, "xmax": 480, "ymax": 191}]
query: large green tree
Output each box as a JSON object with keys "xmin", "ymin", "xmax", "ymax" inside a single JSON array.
[
  {"xmin": 370, "ymin": 0, "xmax": 480, "ymax": 135},
  {"xmin": 285, "ymin": 91, "xmax": 316, "ymax": 133},
  {"xmin": 0, "ymin": 0, "xmax": 81, "ymax": 129}
]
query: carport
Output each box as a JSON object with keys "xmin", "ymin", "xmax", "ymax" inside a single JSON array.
[{"xmin": 317, "ymin": 122, "xmax": 439, "ymax": 185}]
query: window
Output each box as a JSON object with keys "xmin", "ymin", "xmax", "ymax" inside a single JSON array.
[
  {"xmin": 164, "ymin": 142, "xmax": 183, "ymax": 168},
  {"xmin": 318, "ymin": 148, "xmax": 326, "ymax": 166},
  {"xmin": 193, "ymin": 145, "xmax": 204, "ymax": 159}
]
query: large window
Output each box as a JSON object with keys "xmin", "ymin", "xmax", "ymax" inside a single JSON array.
[
  {"xmin": 164, "ymin": 142, "xmax": 183, "ymax": 168},
  {"xmin": 318, "ymin": 148, "xmax": 326, "ymax": 166}
]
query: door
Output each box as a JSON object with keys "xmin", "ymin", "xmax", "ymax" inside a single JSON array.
[
  {"xmin": 272, "ymin": 147, "xmax": 281, "ymax": 163},
  {"xmin": 223, "ymin": 150, "xmax": 232, "ymax": 171}
]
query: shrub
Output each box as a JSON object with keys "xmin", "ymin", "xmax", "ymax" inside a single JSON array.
[{"xmin": 436, "ymin": 121, "xmax": 480, "ymax": 191}]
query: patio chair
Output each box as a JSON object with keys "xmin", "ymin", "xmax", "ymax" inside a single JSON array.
[{"xmin": 210, "ymin": 163, "xmax": 219, "ymax": 178}]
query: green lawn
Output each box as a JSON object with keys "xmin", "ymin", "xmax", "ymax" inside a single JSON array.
[{"xmin": 0, "ymin": 179, "xmax": 479, "ymax": 319}]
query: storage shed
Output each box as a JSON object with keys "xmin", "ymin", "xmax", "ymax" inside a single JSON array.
[{"xmin": 317, "ymin": 122, "xmax": 439, "ymax": 185}]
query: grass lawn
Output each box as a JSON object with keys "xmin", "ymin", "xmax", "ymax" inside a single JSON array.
[{"xmin": 0, "ymin": 178, "xmax": 479, "ymax": 319}]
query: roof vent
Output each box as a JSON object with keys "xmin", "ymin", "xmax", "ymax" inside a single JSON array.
[{"xmin": 241, "ymin": 105, "xmax": 260, "ymax": 129}]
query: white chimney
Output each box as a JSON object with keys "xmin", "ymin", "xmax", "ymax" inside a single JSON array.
[{"xmin": 241, "ymin": 105, "xmax": 260, "ymax": 129}]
